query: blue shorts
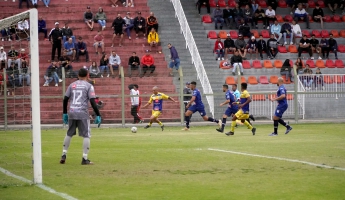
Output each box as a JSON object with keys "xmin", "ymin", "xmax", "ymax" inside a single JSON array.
[
  {"xmin": 188, "ymin": 105, "xmax": 206, "ymax": 117},
  {"xmin": 169, "ymin": 58, "xmax": 180, "ymax": 70},
  {"xmin": 224, "ymin": 107, "xmax": 238, "ymax": 117},
  {"xmin": 274, "ymin": 104, "xmax": 288, "ymax": 118}
]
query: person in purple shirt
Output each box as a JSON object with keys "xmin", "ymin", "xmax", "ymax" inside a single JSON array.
[
  {"xmin": 75, "ymin": 37, "xmax": 89, "ymax": 62},
  {"xmin": 168, "ymin": 43, "xmax": 180, "ymax": 76},
  {"xmin": 38, "ymin": 17, "xmax": 48, "ymax": 40}
]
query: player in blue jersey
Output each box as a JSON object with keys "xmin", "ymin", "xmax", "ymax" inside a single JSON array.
[
  {"xmin": 216, "ymin": 84, "xmax": 238, "ymax": 133},
  {"xmin": 182, "ymin": 81, "xmax": 221, "ymax": 131},
  {"xmin": 225, "ymin": 83, "xmax": 256, "ymax": 136},
  {"xmin": 269, "ymin": 77, "xmax": 293, "ymax": 136}
]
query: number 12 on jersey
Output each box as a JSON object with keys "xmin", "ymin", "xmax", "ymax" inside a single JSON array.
[{"xmin": 72, "ymin": 90, "xmax": 83, "ymax": 105}]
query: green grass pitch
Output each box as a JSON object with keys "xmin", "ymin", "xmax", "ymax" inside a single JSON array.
[{"xmin": 1, "ymin": 123, "xmax": 345, "ymax": 200}]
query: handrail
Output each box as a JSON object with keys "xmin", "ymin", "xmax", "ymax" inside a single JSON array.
[{"xmin": 170, "ymin": 0, "xmax": 214, "ymax": 117}]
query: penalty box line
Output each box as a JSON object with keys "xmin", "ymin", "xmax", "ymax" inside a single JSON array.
[
  {"xmin": 0, "ymin": 167, "xmax": 78, "ymax": 200},
  {"xmin": 208, "ymin": 148, "xmax": 345, "ymax": 171}
]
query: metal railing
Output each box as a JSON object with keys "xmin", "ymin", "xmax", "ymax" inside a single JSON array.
[{"xmin": 170, "ymin": 0, "xmax": 215, "ymax": 117}]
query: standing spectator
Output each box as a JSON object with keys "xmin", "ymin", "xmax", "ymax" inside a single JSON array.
[
  {"xmin": 328, "ymin": 34, "xmax": 338, "ymax": 60},
  {"xmin": 130, "ymin": 84, "xmax": 142, "ymax": 124},
  {"xmin": 213, "ymin": 5, "xmax": 224, "ymax": 30},
  {"xmin": 291, "ymin": 20, "xmax": 302, "ymax": 44},
  {"xmin": 265, "ymin": 5, "xmax": 277, "ymax": 29},
  {"xmin": 141, "ymin": 50, "xmax": 155, "ymax": 77},
  {"xmin": 223, "ymin": 5, "xmax": 234, "ymax": 28},
  {"xmin": 303, "ymin": 64, "xmax": 313, "ymax": 90},
  {"xmin": 108, "ymin": 50, "xmax": 121, "ymax": 78},
  {"xmin": 43, "ymin": 61, "xmax": 62, "ymax": 87},
  {"xmin": 280, "ymin": 59, "xmax": 293, "ymax": 82},
  {"xmin": 89, "ymin": 61, "xmax": 101, "ymax": 78},
  {"xmin": 183, "ymin": 82, "xmax": 193, "ymax": 120},
  {"xmin": 326, "ymin": 0, "xmax": 338, "ymax": 15},
  {"xmin": 267, "ymin": 33, "xmax": 278, "ymax": 59},
  {"xmin": 231, "ymin": 50, "xmax": 244, "ymax": 75},
  {"xmin": 310, "ymin": 34, "xmax": 322, "ymax": 60},
  {"xmin": 93, "ymin": 31, "xmax": 105, "ymax": 54},
  {"xmin": 17, "ymin": 48, "xmax": 29, "ymax": 70},
  {"xmin": 59, "ymin": 52, "xmax": 74, "ymax": 78},
  {"xmin": 111, "ymin": 14, "xmax": 125, "ymax": 47},
  {"xmin": 38, "ymin": 17, "xmax": 48, "ymax": 40},
  {"xmin": 254, "ymin": 6, "xmax": 266, "ymax": 29},
  {"xmin": 168, "ymin": 43, "xmax": 180, "ymax": 76},
  {"xmin": 233, "ymin": 3, "xmax": 244, "ymax": 29},
  {"xmin": 234, "ymin": 34, "xmax": 247, "ymax": 58},
  {"xmin": 75, "ymin": 37, "xmax": 89, "ymax": 62},
  {"xmin": 62, "ymin": 23, "xmax": 75, "ymax": 44},
  {"xmin": 43, "ymin": 0, "xmax": 50, "ymax": 7},
  {"xmin": 214, "ymin": 37, "xmax": 225, "ymax": 61},
  {"xmin": 246, "ymin": 36, "xmax": 258, "ymax": 60},
  {"xmin": 147, "ymin": 28, "xmax": 160, "ymax": 52},
  {"xmin": 146, "ymin": 12, "xmax": 159, "ymax": 35},
  {"xmin": 298, "ymin": 35, "xmax": 312, "ymax": 59},
  {"xmin": 99, "ymin": 53, "xmax": 110, "ymax": 78},
  {"xmin": 133, "ymin": 12, "xmax": 146, "ymax": 39},
  {"xmin": 64, "ymin": 38, "xmax": 76, "ymax": 61},
  {"xmin": 312, "ymin": 3, "xmax": 325, "ymax": 29},
  {"xmin": 267, "ymin": 0, "xmax": 278, "ymax": 10},
  {"xmin": 251, "ymin": 0, "xmax": 258, "ymax": 12},
  {"xmin": 314, "ymin": 68, "xmax": 324, "ymax": 90},
  {"xmin": 19, "ymin": 0, "xmax": 30, "ymax": 9},
  {"xmin": 238, "ymin": 19, "xmax": 251, "ymax": 38},
  {"xmin": 257, "ymin": 35, "xmax": 268, "ymax": 60},
  {"xmin": 224, "ymin": 34, "xmax": 236, "ymax": 57},
  {"xmin": 95, "ymin": 7, "xmax": 107, "ymax": 31},
  {"xmin": 123, "ymin": 12, "xmax": 134, "ymax": 40},
  {"xmin": 243, "ymin": 5, "xmax": 254, "ymax": 28},
  {"xmin": 319, "ymin": 36, "xmax": 329, "ymax": 59},
  {"xmin": 0, "ymin": 47, "xmax": 7, "ymax": 69},
  {"xmin": 7, "ymin": 46, "xmax": 18, "ymax": 68},
  {"xmin": 197, "ymin": 0, "xmax": 210, "ymax": 14},
  {"xmin": 281, "ymin": 19, "xmax": 293, "ymax": 45},
  {"xmin": 294, "ymin": 3, "xmax": 310, "ymax": 29},
  {"xmin": 19, "ymin": 61, "xmax": 30, "ymax": 86},
  {"xmin": 49, "ymin": 22, "xmax": 63, "ymax": 61},
  {"xmin": 128, "ymin": 52, "xmax": 141, "ymax": 77},
  {"xmin": 84, "ymin": 6, "xmax": 94, "ymax": 31},
  {"xmin": 271, "ymin": 20, "xmax": 282, "ymax": 44}
]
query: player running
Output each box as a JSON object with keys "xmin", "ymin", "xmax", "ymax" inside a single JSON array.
[
  {"xmin": 216, "ymin": 84, "xmax": 238, "ymax": 133},
  {"xmin": 60, "ymin": 68, "xmax": 101, "ymax": 165},
  {"xmin": 231, "ymin": 84, "xmax": 255, "ymax": 125},
  {"xmin": 269, "ymin": 77, "xmax": 293, "ymax": 136},
  {"xmin": 141, "ymin": 86, "xmax": 178, "ymax": 131},
  {"xmin": 183, "ymin": 81, "xmax": 221, "ymax": 131},
  {"xmin": 225, "ymin": 83, "xmax": 256, "ymax": 136}
]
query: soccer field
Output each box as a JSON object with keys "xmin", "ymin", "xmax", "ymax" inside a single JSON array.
[{"xmin": 1, "ymin": 123, "xmax": 345, "ymax": 200}]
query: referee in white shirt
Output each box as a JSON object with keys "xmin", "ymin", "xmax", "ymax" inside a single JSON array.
[{"xmin": 130, "ymin": 84, "xmax": 143, "ymax": 123}]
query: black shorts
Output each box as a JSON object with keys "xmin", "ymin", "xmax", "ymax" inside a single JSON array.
[{"xmin": 114, "ymin": 28, "xmax": 123, "ymax": 35}]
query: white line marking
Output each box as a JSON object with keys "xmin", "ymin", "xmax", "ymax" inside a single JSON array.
[
  {"xmin": 208, "ymin": 148, "xmax": 345, "ymax": 171},
  {"xmin": 0, "ymin": 167, "xmax": 78, "ymax": 200}
]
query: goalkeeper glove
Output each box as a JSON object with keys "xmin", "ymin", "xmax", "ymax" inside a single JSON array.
[
  {"xmin": 94, "ymin": 116, "xmax": 101, "ymax": 125},
  {"xmin": 63, "ymin": 114, "xmax": 68, "ymax": 124}
]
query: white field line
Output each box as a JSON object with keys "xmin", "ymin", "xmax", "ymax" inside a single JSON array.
[
  {"xmin": 208, "ymin": 148, "xmax": 345, "ymax": 171},
  {"xmin": 0, "ymin": 167, "xmax": 78, "ymax": 200}
]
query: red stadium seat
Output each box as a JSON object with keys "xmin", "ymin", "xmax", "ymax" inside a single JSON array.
[
  {"xmin": 317, "ymin": 0, "xmax": 325, "ymax": 8},
  {"xmin": 248, "ymin": 76, "xmax": 259, "ymax": 85},
  {"xmin": 276, "ymin": 15, "xmax": 284, "ymax": 23},
  {"xmin": 302, "ymin": 30, "xmax": 311, "ymax": 38},
  {"xmin": 324, "ymin": 75, "xmax": 333, "ymax": 84},
  {"xmin": 316, "ymin": 60, "xmax": 325, "ymax": 68},
  {"xmin": 252, "ymin": 94, "xmax": 265, "ymax": 101},
  {"xmin": 258, "ymin": 0, "xmax": 267, "ymax": 8},
  {"xmin": 281, "ymin": 76, "xmax": 291, "ymax": 84},
  {"xmin": 284, "ymin": 15, "xmax": 293, "ymax": 22},
  {"xmin": 308, "ymin": 0, "xmax": 316, "ymax": 8},
  {"xmin": 242, "ymin": 60, "xmax": 251, "ymax": 69},
  {"xmin": 290, "ymin": 60, "xmax": 293, "ymax": 66},
  {"xmin": 278, "ymin": 46, "xmax": 287, "ymax": 53},
  {"xmin": 338, "ymin": 45, "xmax": 345, "ymax": 53},
  {"xmin": 253, "ymin": 60, "xmax": 262, "ymax": 68},
  {"xmin": 228, "ymin": 0, "xmax": 236, "ymax": 7},
  {"xmin": 259, "ymin": 76, "xmax": 269, "ymax": 84},
  {"xmin": 342, "ymin": 15, "xmax": 345, "ymax": 22},
  {"xmin": 219, "ymin": 30, "xmax": 228, "ymax": 39},
  {"xmin": 332, "ymin": 15, "xmax": 341, "ymax": 22},
  {"xmin": 330, "ymin": 30, "xmax": 339, "ymax": 38},
  {"xmin": 278, "ymin": 0, "xmax": 287, "ymax": 8},
  {"xmin": 324, "ymin": 15, "xmax": 332, "ymax": 22},
  {"xmin": 202, "ymin": 15, "xmax": 212, "ymax": 23},
  {"xmin": 306, "ymin": 60, "xmax": 315, "ymax": 68},
  {"xmin": 261, "ymin": 30, "xmax": 270, "ymax": 38},
  {"xmin": 311, "ymin": 30, "xmax": 321, "ymax": 38},
  {"xmin": 218, "ymin": 0, "xmax": 226, "ymax": 7},
  {"xmin": 286, "ymin": 94, "xmax": 294, "ymax": 100},
  {"xmin": 269, "ymin": 75, "xmax": 278, "ymax": 84},
  {"xmin": 238, "ymin": 76, "xmax": 246, "ymax": 83},
  {"xmin": 229, "ymin": 30, "xmax": 238, "ymax": 39},
  {"xmin": 334, "ymin": 75, "xmax": 343, "ymax": 84},
  {"xmin": 274, "ymin": 60, "xmax": 283, "ymax": 68},
  {"xmin": 251, "ymin": 30, "xmax": 259, "ymax": 38},
  {"xmin": 209, "ymin": 0, "xmax": 216, "ymax": 7},
  {"xmin": 321, "ymin": 30, "xmax": 330, "ymax": 38},
  {"xmin": 225, "ymin": 76, "xmax": 235, "ymax": 85},
  {"xmin": 288, "ymin": 45, "xmax": 298, "ymax": 53},
  {"xmin": 325, "ymin": 60, "xmax": 335, "ymax": 68},
  {"xmin": 340, "ymin": 30, "xmax": 345, "ymax": 38},
  {"xmin": 335, "ymin": 60, "xmax": 345, "ymax": 68},
  {"xmin": 208, "ymin": 31, "xmax": 217, "ymax": 39},
  {"xmin": 263, "ymin": 60, "xmax": 273, "ymax": 68},
  {"xmin": 308, "ymin": 15, "xmax": 313, "ymax": 22}
]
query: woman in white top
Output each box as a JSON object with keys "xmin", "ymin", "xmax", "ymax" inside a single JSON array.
[{"xmin": 291, "ymin": 20, "xmax": 302, "ymax": 44}]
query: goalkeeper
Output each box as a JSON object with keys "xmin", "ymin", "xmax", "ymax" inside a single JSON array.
[{"xmin": 61, "ymin": 68, "xmax": 101, "ymax": 165}]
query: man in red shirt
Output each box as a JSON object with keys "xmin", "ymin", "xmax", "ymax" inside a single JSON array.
[
  {"xmin": 93, "ymin": 31, "xmax": 105, "ymax": 55},
  {"xmin": 214, "ymin": 37, "xmax": 225, "ymax": 61},
  {"xmin": 141, "ymin": 50, "xmax": 155, "ymax": 77},
  {"xmin": 18, "ymin": 48, "xmax": 29, "ymax": 69}
]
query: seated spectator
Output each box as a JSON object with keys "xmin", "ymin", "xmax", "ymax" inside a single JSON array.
[
  {"xmin": 281, "ymin": 19, "xmax": 293, "ymax": 45},
  {"xmin": 243, "ymin": 5, "xmax": 254, "ymax": 28},
  {"xmin": 213, "ymin": 5, "xmax": 224, "ymax": 29},
  {"xmin": 314, "ymin": 67, "xmax": 324, "ymax": 90},
  {"xmin": 84, "ymin": 6, "xmax": 94, "ymax": 31},
  {"xmin": 94, "ymin": 31, "xmax": 105, "ymax": 54},
  {"xmin": 341, "ymin": 0, "xmax": 345, "ymax": 15},
  {"xmin": 146, "ymin": 12, "xmax": 159, "ymax": 36},
  {"xmin": 89, "ymin": 61, "xmax": 101, "ymax": 78},
  {"xmin": 214, "ymin": 37, "xmax": 225, "ymax": 61},
  {"xmin": 110, "ymin": 0, "xmax": 125, "ymax": 7},
  {"xmin": 303, "ymin": 64, "xmax": 313, "ymax": 90},
  {"xmin": 0, "ymin": 47, "xmax": 7, "ymax": 69},
  {"xmin": 75, "ymin": 37, "xmax": 89, "ymax": 62},
  {"xmin": 125, "ymin": 0, "xmax": 134, "ymax": 7},
  {"xmin": 319, "ymin": 36, "xmax": 329, "ymax": 59},
  {"xmin": 294, "ymin": 3, "xmax": 310, "ymax": 29},
  {"xmin": 43, "ymin": 0, "xmax": 50, "ymax": 7},
  {"xmin": 254, "ymin": 6, "xmax": 266, "ymax": 29},
  {"xmin": 280, "ymin": 59, "xmax": 293, "ymax": 82},
  {"xmin": 312, "ymin": 3, "xmax": 325, "ymax": 29},
  {"xmin": 17, "ymin": 18, "xmax": 29, "ymax": 39},
  {"xmin": 267, "ymin": 33, "xmax": 278, "ymax": 59},
  {"xmin": 234, "ymin": 34, "xmax": 247, "ymax": 58},
  {"xmin": 133, "ymin": 11, "xmax": 146, "ymax": 39},
  {"xmin": 19, "ymin": 0, "xmax": 30, "ymax": 9},
  {"xmin": 64, "ymin": 38, "xmax": 76, "ymax": 61},
  {"xmin": 111, "ymin": 14, "xmax": 125, "ymax": 47},
  {"xmin": 17, "ymin": 48, "xmax": 29, "ymax": 69},
  {"xmin": 128, "ymin": 52, "xmax": 141, "ymax": 77},
  {"xmin": 295, "ymin": 57, "xmax": 305, "ymax": 69},
  {"xmin": 123, "ymin": 12, "xmax": 134, "ymax": 40},
  {"xmin": 197, "ymin": 0, "xmax": 210, "ymax": 14},
  {"xmin": 147, "ymin": 28, "xmax": 160, "ymax": 52},
  {"xmin": 238, "ymin": 19, "xmax": 252, "ymax": 38},
  {"xmin": 19, "ymin": 62, "xmax": 30, "ymax": 86},
  {"xmin": 95, "ymin": 7, "xmax": 107, "ymax": 31},
  {"xmin": 43, "ymin": 61, "xmax": 62, "ymax": 87},
  {"xmin": 31, "ymin": 0, "xmax": 38, "ymax": 8},
  {"xmin": 168, "ymin": 43, "xmax": 180, "ymax": 76},
  {"xmin": 291, "ymin": 20, "xmax": 302, "ymax": 44},
  {"xmin": 1, "ymin": 27, "xmax": 12, "ymax": 41},
  {"xmin": 265, "ymin": 5, "xmax": 276, "ymax": 29},
  {"xmin": 246, "ymin": 36, "xmax": 258, "ymax": 60},
  {"xmin": 62, "ymin": 23, "xmax": 76, "ymax": 44},
  {"xmin": 233, "ymin": 3, "xmax": 244, "ymax": 29},
  {"xmin": 0, "ymin": 71, "xmax": 4, "ymax": 95},
  {"xmin": 298, "ymin": 35, "xmax": 312, "ymax": 59},
  {"xmin": 224, "ymin": 34, "xmax": 236, "ymax": 57},
  {"xmin": 7, "ymin": 62, "xmax": 20, "ymax": 88},
  {"xmin": 59, "ymin": 52, "xmax": 75, "ymax": 78},
  {"xmin": 231, "ymin": 50, "xmax": 244, "ymax": 75},
  {"xmin": 7, "ymin": 46, "xmax": 18, "ymax": 68},
  {"xmin": 38, "ymin": 17, "xmax": 48, "ymax": 40},
  {"xmin": 223, "ymin": 5, "xmax": 234, "ymax": 28},
  {"xmin": 271, "ymin": 20, "xmax": 282, "ymax": 44},
  {"xmin": 257, "ymin": 35, "xmax": 268, "ymax": 60},
  {"xmin": 251, "ymin": 0, "xmax": 258, "ymax": 12},
  {"xmin": 141, "ymin": 50, "xmax": 155, "ymax": 77},
  {"xmin": 239, "ymin": 0, "xmax": 250, "ymax": 7},
  {"xmin": 108, "ymin": 50, "xmax": 121, "ymax": 78},
  {"xmin": 328, "ymin": 34, "xmax": 338, "ymax": 60},
  {"xmin": 287, "ymin": 0, "xmax": 296, "ymax": 15},
  {"xmin": 99, "ymin": 53, "xmax": 110, "ymax": 78},
  {"xmin": 295, "ymin": 0, "xmax": 309, "ymax": 10},
  {"xmin": 267, "ymin": 0, "xmax": 278, "ymax": 10},
  {"xmin": 309, "ymin": 34, "xmax": 322, "ymax": 60},
  {"xmin": 326, "ymin": 0, "xmax": 338, "ymax": 15}
]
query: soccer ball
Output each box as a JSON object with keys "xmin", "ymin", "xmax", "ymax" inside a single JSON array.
[{"xmin": 131, "ymin": 127, "xmax": 137, "ymax": 133}]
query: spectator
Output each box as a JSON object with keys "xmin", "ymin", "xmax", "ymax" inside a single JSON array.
[
  {"xmin": 108, "ymin": 50, "xmax": 121, "ymax": 78},
  {"xmin": 7, "ymin": 46, "xmax": 18, "ymax": 68},
  {"xmin": 267, "ymin": 33, "xmax": 278, "ymax": 59},
  {"xmin": 213, "ymin": 5, "xmax": 224, "ymax": 29},
  {"xmin": 214, "ymin": 37, "xmax": 225, "ymax": 61},
  {"xmin": 123, "ymin": 12, "xmax": 134, "ymax": 40},
  {"xmin": 146, "ymin": 12, "xmax": 159, "ymax": 35},
  {"xmin": 246, "ymin": 36, "xmax": 258, "ymax": 60},
  {"xmin": 224, "ymin": 34, "xmax": 236, "ymax": 57},
  {"xmin": 254, "ymin": 5, "xmax": 266, "ymax": 29},
  {"xmin": 59, "ymin": 52, "xmax": 74, "ymax": 78},
  {"xmin": 0, "ymin": 47, "xmax": 7, "ymax": 69},
  {"xmin": 93, "ymin": 31, "xmax": 105, "ymax": 54},
  {"xmin": 294, "ymin": 3, "xmax": 310, "ymax": 29},
  {"xmin": 267, "ymin": 0, "xmax": 278, "ymax": 10},
  {"xmin": 95, "ymin": 7, "xmax": 107, "ymax": 31},
  {"xmin": 281, "ymin": 19, "xmax": 293, "ymax": 45},
  {"xmin": 128, "ymin": 52, "xmax": 141, "ymax": 77},
  {"xmin": 326, "ymin": 0, "xmax": 338, "ymax": 15},
  {"xmin": 251, "ymin": 0, "xmax": 258, "ymax": 12},
  {"xmin": 257, "ymin": 35, "xmax": 268, "ymax": 60},
  {"xmin": 168, "ymin": 43, "xmax": 180, "ymax": 76},
  {"xmin": 62, "ymin": 23, "xmax": 75, "ymax": 44},
  {"xmin": 19, "ymin": 60, "xmax": 30, "ymax": 86},
  {"xmin": 319, "ymin": 36, "xmax": 329, "ymax": 59},
  {"xmin": 133, "ymin": 12, "xmax": 146, "ymax": 39},
  {"xmin": 75, "ymin": 37, "xmax": 89, "ymax": 62},
  {"xmin": 89, "ymin": 61, "xmax": 101, "ymax": 78},
  {"xmin": 328, "ymin": 34, "xmax": 338, "ymax": 60},
  {"xmin": 238, "ymin": 19, "xmax": 252, "ymax": 38},
  {"xmin": 296, "ymin": 0, "xmax": 309, "ymax": 10},
  {"xmin": 314, "ymin": 67, "xmax": 324, "ymax": 90},
  {"xmin": 265, "ymin": 5, "xmax": 277, "ymax": 29},
  {"xmin": 223, "ymin": 5, "xmax": 234, "ymax": 28},
  {"xmin": 1, "ymin": 26, "xmax": 13, "ymax": 41},
  {"xmin": 287, "ymin": 0, "xmax": 296, "ymax": 15},
  {"xmin": 312, "ymin": 3, "xmax": 325, "ymax": 29},
  {"xmin": 43, "ymin": 61, "xmax": 62, "ymax": 87},
  {"xmin": 141, "ymin": 50, "xmax": 155, "ymax": 77},
  {"xmin": 295, "ymin": 57, "xmax": 305, "ymax": 69},
  {"xmin": 234, "ymin": 34, "xmax": 247, "ymax": 58},
  {"xmin": 309, "ymin": 34, "xmax": 322, "ymax": 60},
  {"xmin": 110, "ymin": 0, "xmax": 125, "ymax": 7},
  {"xmin": 231, "ymin": 50, "xmax": 244, "ymax": 75},
  {"xmin": 17, "ymin": 19, "xmax": 29, "ymax": 39},
  {"xmin": 99, "ymin": 53, "xmax": 110, "ymax": 78},
  {"xmin": 298, "ymin": 35, "xmax": 312, "ymax": 59},
  {"xmin": 243, "ymin": 5, "xmax": 254, "ymax": 28},
  {"xmin": 38, "ymin": 17, "xmax": 48, "ymax": 40},
  {"xmin": 280, "ymin": 59, "xmax": 293, "ymax": 82},
  {"xmin": 126, "ymin": 0, "xmax": 134, "ymax": 7},
  {"xmin": 271, "ymin": 20, "xmax": 282, "ymax": 44},
  {"xmin": 64, "ymin": 38, "xmax": 76, "ymax": 61},
  {"xmin": 239, "ymin": 0, "xmax": 250, "ymax": 7},
  {"xmin": 147, "ymin": 28, "xmax": 160, "ymax": 52},
  {"xmin": 43, "ymin": 0, "xmax": 50, "ymax": 7},
  {"xmin": 303, "ymin": 64, "xmax": 313, "ymax": 90},
  {"xmin": 84, "ymin": 6, "xmax": 94, "ymax": 31},
  {"xmin": 31, "ymin": 0, "xmax": 38, "ymax": 8},
  {"xmin": 49, "ymin": 22, "xmax": 63, "ymax": 61},
  {"xmin": 17, "ymin": 48, "xmax": 29, "ymax": 70},
  {"xmin": 111, "ymin": 14, "xmax": 125, "ymax": 47},
  {"xmin": 7, "ymin": 62, "xmax": 20, "ymax": 88},
  {"xmin": 291, "ymin": 20, "xmax": 302, "ymax": 44},
  {"xmin": 232, "ymin": 3, "xmax": 244, "ymax": 29},
  {"xmin": 341, "ymin": 0, "xmax": 345, "ymax": 15},
  {"xmin": 19, "ymin": 0, "xmax": 30, "ymax": 9},
  {"xmin": 197, "ymin": 0, "xmax": 210, "ymax": 14}
]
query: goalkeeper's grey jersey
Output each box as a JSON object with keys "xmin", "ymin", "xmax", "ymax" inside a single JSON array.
[{"xmin": 65, "ymin": 80, "xmax": 96, "ymax": 119}]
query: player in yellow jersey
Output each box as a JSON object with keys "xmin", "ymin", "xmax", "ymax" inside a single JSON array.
[{"xmin": 141, "ymin": 86, "xmax": 178, "ymax": 131}]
